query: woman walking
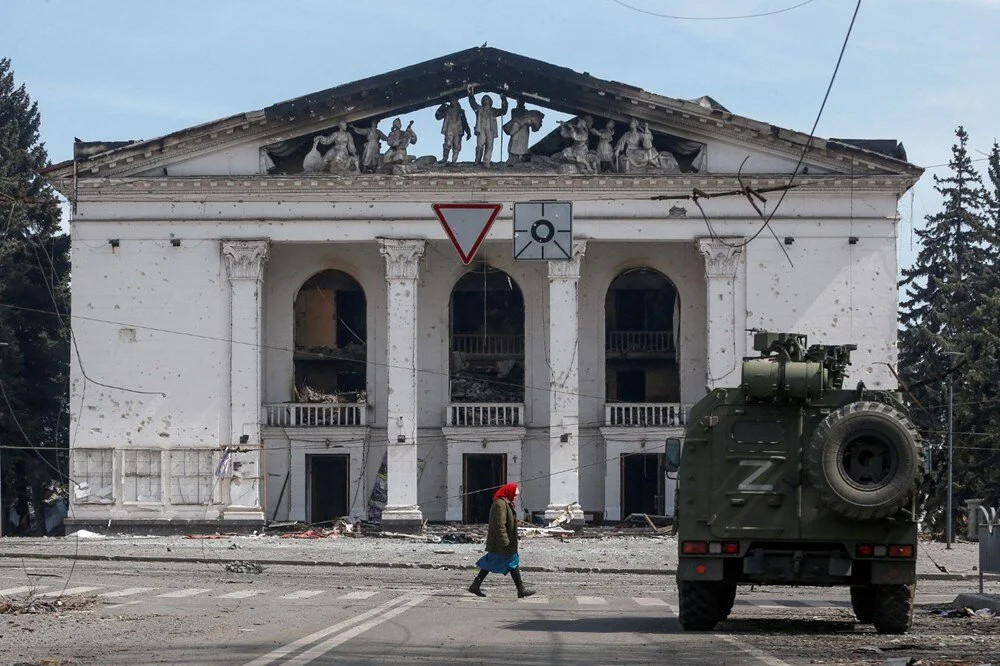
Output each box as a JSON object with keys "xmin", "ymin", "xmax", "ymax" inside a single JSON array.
[{"xmin": 468, "ymin": 483, "xmax": 536, "ymax": 598}]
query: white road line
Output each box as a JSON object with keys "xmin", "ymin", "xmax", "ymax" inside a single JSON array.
[
  {"xmin": 720, "ymin": 635, "xmax": 793, "ymax": 666},
  {"xmin": 519, "ymin": 596, "xmax": 548, "ymax": 604},
  {"xmin": 576, "ymin": 596, "xmax": 607, "ymax": 605},
  {"xmin": 104, "ymin": 600, "xmax": 144, "ymax": 611},
  {"xmin": 634, "ymin": 597, "xmax": 669, "ymax": 606},
  {"xmin": 156, "ymin": 588, "xmax": 211, "ymax": 598},
  {"xmin": 98, "ymin": 587, "xmax": 156, "ymax": 598},
  {"xmin": 0, "ymin": 586, "xmax": 49, "ymax": 596},
  {"xmin": 284, "ymin": 595, "xmax": 430, "ymax": 666},
  {"xmin": 746, "ymin": 601, "xmax": 786, "ymax": 609},
  {"xmin": 280, "ymin": 590, "xmax": 325, "ymax": 600},
  {"xmin": 337, "ymin": 590, "xmax": 378, "ymax": 600},
  {"xmin": 800, "ymin": 600, "xmax": 838, "ymax": 608},
  {"xmin": 38, "ymin": 586, "xmax": 102, "ymax": 597},
  {"xmin": 243, "ymin": 595, "xmax": 413, "ymax": 666},
  {"xmin": 218, "ymin": 590, "xmax": 267, "ymax": 599}
]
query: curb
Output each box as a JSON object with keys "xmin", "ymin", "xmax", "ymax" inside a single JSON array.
[
  {"xmin": 954, "ymin": 593, "xmax": 1000, "ymax": 612},
  {"xmin": 1, "ymin": 551, "xmax": 995, "ymax": 581}
]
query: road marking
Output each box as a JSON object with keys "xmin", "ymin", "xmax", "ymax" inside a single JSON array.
[
  {"xmin": 634, "ymin": 597, "xmax": 669, "ymax": 606},
  {"xmin": 519, "ymin": 596, "xmax": 548, "ymax": 604},
  {"xmin": 104, "ymin": 600, "xmax": 144, "ymax": 611},
  {"xmin": 744, "ymin": 600, "xmax": 786, "ymax": 609},
  {"xmin": 98, "ymin": 587, "xmax": 156, "ymax": 598},
  {"xmin": 219, "ymin": 589, "xmax": 267, "ymax": 599},
  {"xmin": 719, "ymin": 635, "xmax": 793, "ymax": 666},
  {"xmin": 156, "ymin": 588, "xmax": 211, "ymax": 598},
  {"xmin": 283, "ymin": 595, "xmax": 430, "ymax": 665},
  {"xmin": 576, "ymin": 596, "xmax": 607, "ymax": 605},
  {"xmin": 243, "ymin": 595, "xmax": 416, "ymax": 666},
  {"xmin": 38, "ymin": 586, "xmax": 101, "ymax": 597},
  {"xmin": 337, "ymin": 590, "xmax": 378, "ymax": 600},
  {"xmin": 0, "ymin": 586, "xmax": 49, "ymax": 596},
  {"xmin": 281, "ymin": 590, "xmax": 325, "ymax": 600}
]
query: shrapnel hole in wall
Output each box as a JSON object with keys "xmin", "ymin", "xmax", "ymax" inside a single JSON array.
[
  {"xmin": 605, "ymin": 268, "xmax": 680, "ymax": 404},
  {"xmin": 449, "ymin": 265, "xmax": 525, "ymax": 405}
]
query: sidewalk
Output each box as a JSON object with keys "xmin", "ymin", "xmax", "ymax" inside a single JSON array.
[{"xmin": 0, "ymin": 531, "xmax": 991, "ymax": 580}]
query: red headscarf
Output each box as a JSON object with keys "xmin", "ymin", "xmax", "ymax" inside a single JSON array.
[{"xmin": 493, "ymin": 483, "xmax": 518, "ymax": 503}]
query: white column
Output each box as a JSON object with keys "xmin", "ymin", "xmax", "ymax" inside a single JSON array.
[
  {"xmin": 221, "ymin": 239, "xmax": 269, "ymax": 521},
  {"xmin": 545, "ymin": 240, "xmax": 587, "ymax": 523},
  {"xmin": 697, "ymin": 238, "xmax": 747, "ymax": 390},
  {"xmin": 378, "ymin": 239, "xmax": 426, "ymax": 530}
]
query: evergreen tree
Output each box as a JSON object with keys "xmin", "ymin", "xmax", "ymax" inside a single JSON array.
[
  {"xmin": 0, "ymin": 57, "xmax": 71, "ymax": 534},
  {"xmin": 898, "ymin": 126, "xmax": 994, "ymax": 536}
]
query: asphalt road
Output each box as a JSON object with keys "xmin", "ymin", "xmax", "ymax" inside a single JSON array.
[{"xmin": 1, "ymin": 558, "xmax": 997, "ymax": 665}]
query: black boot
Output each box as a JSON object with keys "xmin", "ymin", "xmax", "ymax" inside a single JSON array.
[
  {"xmin": 511, "ymin": 568, "xmax": 536, "ymax": 599},
  {"xmin": 469, "ymin": 569, "xmax": 488, "ymax": 597}
]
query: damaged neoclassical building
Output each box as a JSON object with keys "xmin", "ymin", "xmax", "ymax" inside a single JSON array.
[{"xmin": 43, "ymin": 47, "xmax": 922, "ymax": 532}]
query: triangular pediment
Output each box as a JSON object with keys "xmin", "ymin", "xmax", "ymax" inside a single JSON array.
[{"xmin": 44, "ymin": 46, "xmax": 921, "ymax": 184}]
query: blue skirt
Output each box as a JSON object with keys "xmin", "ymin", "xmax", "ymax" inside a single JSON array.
[{"xmin": 476, "ymin": 552, "xmax": 520, "ymax": 575}]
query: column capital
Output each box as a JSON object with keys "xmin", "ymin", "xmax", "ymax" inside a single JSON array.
[
  {"xmin": 222, "ymin": 239, "xmax": 270, "ymax": 282},
  {"xmin": 547, "ymin": 240, "xmax": 588, "ymax": 280},
  {"xmin": 379, "ymin": 238, "xmax": 426, "ymax": 280},
  {"xmin": 697, "ymin": 237, "xmax": 744, "ymax": 279}
]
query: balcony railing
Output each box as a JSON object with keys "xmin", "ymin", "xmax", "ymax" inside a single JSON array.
[
  {"xmin": 451, "ymin": 334, "xmax": 524, "ymax": 356},
  {"xmin": 446, "ymin": 403, "xmax": 524, "ymax": 427},
  {"xmin": 605, "ymin": 403, "xmax": 687, "ymax": 427},
  {"xmin": 264, "ymin": 403, "xmax": 367, "ymax": 427},
  {"xmin": 605, "ymin": 330, "xmax": 674, "ymax": 354}
]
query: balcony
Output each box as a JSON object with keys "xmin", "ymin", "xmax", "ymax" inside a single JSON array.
[
  {"xmin": 446, "ymin": 403, "xmax": 524, "ymax": 427},
  {"xmin": 263, "ymin": 403, "xmax": 367, "ymax": 427},
  {"xmin": 452, "ymin": 334, "xmax": 525, "ymax": 356},
  {"xmin": 604, "ymin": 402, "xmax": 687, "ymax": 427},
  {"xmin": 605, "ymin": 330, "xmax": 674, "ymax": 355}
]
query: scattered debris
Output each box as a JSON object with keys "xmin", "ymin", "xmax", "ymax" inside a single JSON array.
[
  {"xmin": 64, "ymin": 529, "xmax": 106, "ymax": 539},
  {"xmin": 931, "ymin": 606, "xmax": 998, "ymax": 619},
  {"xmin": 0, "ymin": 593, "xmax": 97, "ymax": 615},
  {"xmin": 378, "ymin": 532, "xmax": 442, "ymax": 543},
  {"xmin": 224, "ymin": 561, "xmax": 264, "ymax": 574}
]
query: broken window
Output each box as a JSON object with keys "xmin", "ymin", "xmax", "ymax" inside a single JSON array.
[
  {"xmin": 449, "ymin": 266, "xmax": 525, "ymax": 403},
  {"xmin": 293, "ymin": 270, "xmax": 367, "ymax": 403},
  {"xmin": 71, "ymin": 449, "xmax": 114, "ymax": 504},
  {"xmin": 605, "ymin": 268, "xmax": 680, "ymax": 403},
  {"xmin": 169, "ymin": 450, "xmax": 214, "ymax": 505},
  {"xmin": 122, "ymin": 450, "xmax": 162, "ymax": 503}
]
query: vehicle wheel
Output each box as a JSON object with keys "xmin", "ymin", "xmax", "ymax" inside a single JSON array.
[
  {"xmin": 717, "ymin": 583, "xmax": 737, "ymax": 621},
  {"xmin": 805, "ymin": 401, "xmax": 921, "ymax": 521},
  {"xmin": 678, "ymin": 580, "xmax": 722, "ymax": 631},
  {"xmin": 850, "ymin": 585, "xmax": 876, "ymax": 623},
  {"xmin": 871, "ymin": 583, "xmax": 915, "ymax": 634}
]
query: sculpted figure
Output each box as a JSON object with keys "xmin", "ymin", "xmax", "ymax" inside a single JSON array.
[
  {"xmin": 318, "ymin": 121, "xmax": 359, "ymax": 173},
  {"xmin": 614, "ymin": 119, "xmax": 679, "ymax": 173},
  {"xmin": 302, "ymin": 136, "xmax": 324, "ymax": 173},
  {"xmin": 502, "ymin": 99, "xmax": 544, "ymax": 164},
  {"xmin": 383, "ymin": 118, "xmax": 417, "ymax": 165},
  {"xmin": 590, "ymin": 120, "xmax": 615, "ymax": 171},
  {"xmin": 467, "ymin": 86, "xmax": 508, "ymax": 166},
  {"xmin": 557, "ymin": 118, "xmax": 598, "ymax": 174},
  {"xmin": 435, "ymin": 97, "xmax": 471, "ymax": 164},
  {"xmin": 351, "ymin": 120, "xmax": 388, "ymax": 172}
]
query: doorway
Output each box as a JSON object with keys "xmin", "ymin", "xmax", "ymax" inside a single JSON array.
[
  {"xmin": 621, "ymin": 453, "xmax": 665, "ymax": 517},
  {"xmin": 308, "ymin": 454, "xmax": 350, "ymax": 524},
  {"xmin": 463, "ymin": 453, "xmax": 507, "ymax": 523}
]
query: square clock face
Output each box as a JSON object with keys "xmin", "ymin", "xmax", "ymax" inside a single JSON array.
[{"xmin": 513, "ymin": 201, "xmax": 573, "ymax": 260}]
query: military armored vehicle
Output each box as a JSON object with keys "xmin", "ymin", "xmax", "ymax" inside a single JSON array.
[{"xmin": 672, "ymin": 332, "xmax": 922, "ymax": 634}]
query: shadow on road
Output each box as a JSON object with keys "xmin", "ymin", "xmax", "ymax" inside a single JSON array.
[
  {"xmin": 506, "ymin": 614, "xmax": 681, "ymax": 634},
  {"xmin": 720, "ymin": 618, "xmax": 859, "ymax": 634}
]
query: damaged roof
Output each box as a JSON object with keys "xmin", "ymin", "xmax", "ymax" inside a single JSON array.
[{"xmin": 44, "ymin": 46, "xmax": 923, "ymax": 179}]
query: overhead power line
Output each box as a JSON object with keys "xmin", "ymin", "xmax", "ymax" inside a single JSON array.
[{"xmin": 608, "ymin": 0, "xmax": 819, "ymax": 21}]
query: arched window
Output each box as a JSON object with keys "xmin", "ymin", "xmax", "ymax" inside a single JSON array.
[
  {"xmin": 449, "ymin": 266, "xmax": 525, "ymax": 403},
  {"xmin": 604, "ymin": 268, "xmax": 680, "ymax": 403},
  {"xmin": 293, "ymin": 270, "xmax": 367, "ymax": 400}
]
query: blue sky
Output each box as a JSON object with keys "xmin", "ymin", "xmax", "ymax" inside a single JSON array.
[{"xmin": 3, "ymin": 0, "xmax": 998, "ymax": 271}]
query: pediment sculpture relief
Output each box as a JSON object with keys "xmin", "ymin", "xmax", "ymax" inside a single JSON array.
[{"xmin": 262, "ymin": 96, "xmax": 707, "ymax": 176}]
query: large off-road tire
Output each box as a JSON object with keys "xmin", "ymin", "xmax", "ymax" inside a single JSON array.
[
  {"xmin": 717, "ymin": 583, "xmax": 737, "ymax": 621},
  {"xmin": 850, "ymin": 585, "xmax": 876, "ymax": 624},
  {"xmin": 805, "ymin": 401, "xmax": 921, "ymax": 521},
  {"xmin": 871, "ymin": 583, "xmax": 915, "ymax": 634},
  {"xmin": 678, "ymin": 580, "xmax": 724, "ymax": 631}
]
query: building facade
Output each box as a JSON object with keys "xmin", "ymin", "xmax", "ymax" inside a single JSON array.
[{"xmin": 44, "ymin": 48, "xmax": 921, "ymax": 532}]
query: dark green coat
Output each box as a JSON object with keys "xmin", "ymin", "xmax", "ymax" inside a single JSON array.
[{"xmin": 484, "ymin": 497, "xmax": 518, "ymax": 555}]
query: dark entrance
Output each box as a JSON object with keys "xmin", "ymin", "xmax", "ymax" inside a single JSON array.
[
  {"xmin": 308, "ymin": 454, "xmax": 349, "ymax": 524},
  {"xmin": 621, "ymin": 453, "xmax": 665, "ymax": 517},
  {"xmin": 463, "ymin": 453, "xmax": 507, "ymax": 523}
]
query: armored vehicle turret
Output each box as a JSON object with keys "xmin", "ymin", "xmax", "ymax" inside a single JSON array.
[{"xmin": 673, "ymin": 332, "xmax": 922, "ymax": 634}]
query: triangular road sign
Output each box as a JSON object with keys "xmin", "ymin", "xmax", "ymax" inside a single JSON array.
[{"xmin": 432, "ymin": 203, "xmax": 502, "ymax": 265}]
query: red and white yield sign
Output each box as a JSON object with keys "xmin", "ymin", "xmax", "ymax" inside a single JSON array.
[{"xmin": 432, "ymin": 203, "xmax": 502, "ymax": 265}]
